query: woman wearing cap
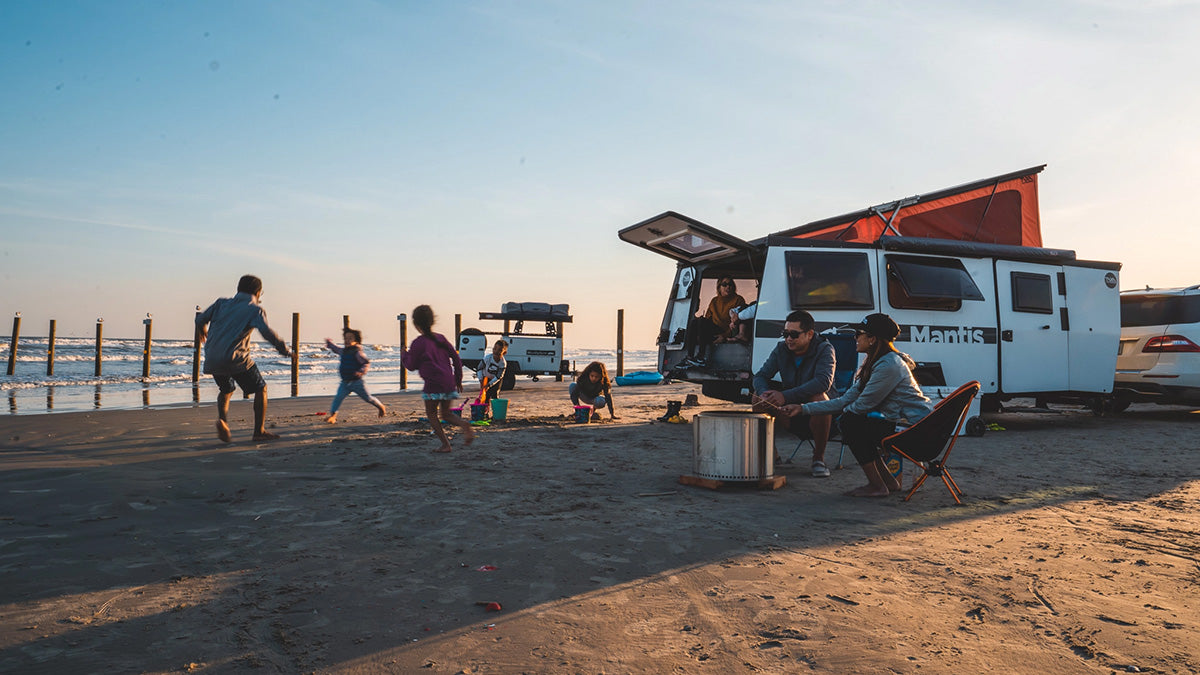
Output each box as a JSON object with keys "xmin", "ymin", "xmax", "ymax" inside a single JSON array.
[{"xmin": 780, "ymin": 313, "xmax": 933, "ymax": 497}]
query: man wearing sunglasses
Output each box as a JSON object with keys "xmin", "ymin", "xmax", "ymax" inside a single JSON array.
[{"xmin": 751, "ymin": 310, "xmax": 837, "ymax": 477}]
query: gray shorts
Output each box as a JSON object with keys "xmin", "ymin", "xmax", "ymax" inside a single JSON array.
[{"xmin": 212, "ymin": 364, "xmax": 266, "ymax": 395}]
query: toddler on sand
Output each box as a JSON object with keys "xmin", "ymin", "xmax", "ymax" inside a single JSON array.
[{"xmin": 324, "ymin": 328, "xmax": 386, "ymax": 424}]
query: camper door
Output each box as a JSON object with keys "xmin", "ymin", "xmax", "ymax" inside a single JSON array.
[{"xmin": 994, "ymin": 261, "xmax": 1068, "ymax": 393}]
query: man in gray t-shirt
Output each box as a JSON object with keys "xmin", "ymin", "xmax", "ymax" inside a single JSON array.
[{"xmin": 196, "ymin": 274, "xmax": 292, "ymax": 443}]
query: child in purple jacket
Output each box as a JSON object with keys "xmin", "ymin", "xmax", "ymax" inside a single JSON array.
[{"xmin": 401, "ymin": 305, "xmax": 474, "ymax": 453}]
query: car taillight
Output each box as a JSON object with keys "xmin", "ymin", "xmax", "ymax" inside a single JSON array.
[{"xmin": 1143, "ymin": 335, "xmax": 1200, "ymax": 353}]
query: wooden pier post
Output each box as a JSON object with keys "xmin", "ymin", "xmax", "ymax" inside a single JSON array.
[
  {"xmin": 47, "ymin": 319, "xmax": 56, "ymax": 376},
  {"xmin": 397, "ymin": 314, "xmax": 408, "ymax": 390},
  {"xmin": 141, "ymin": 315, "xmax": 153, "ymax": 379},
  {"xmin": 556, "ymin": 320, "xmax": 566, "ymax": 381},
  {"xmin": 343, "ymin": 314, "xmax": 350, "ymax": 330},
  {"xmin": 454, "ymin": 314, "xmax": 461, "ymax": 345},
  {"xmin": 94, "ymin": 319, "xmax": 103, "ymax": 377},
  {"xmin": 5, "ymin": 313, "xmax": 18, "ymax": 376},
  {"xmin": 291, "ymin": 312, "xmax": 300, "ymax": 397},
  {"xmin": 616, "ymin": 309, "xmax": 625, "ymax": 376},
  {"xmin": 192, "ymin": 306, "xmax": 202, "ymax": 383}
]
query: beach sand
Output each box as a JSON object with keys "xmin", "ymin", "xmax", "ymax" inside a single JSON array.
[{"xmin": 1, "ymin": 381, "xmax": 1197, "ymax": 674}]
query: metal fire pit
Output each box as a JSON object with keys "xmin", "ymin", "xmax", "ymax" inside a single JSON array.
[{"xmin": 692, "ymin": 410, "xmax": 775, "ymax": 481}]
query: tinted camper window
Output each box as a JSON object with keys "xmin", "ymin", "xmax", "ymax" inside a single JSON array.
[
  {"xmin": 1011, "ymin": 272, "xmax": 1053, "ymax": 314},
  {"xmin": 887, "ymin": 255, "xmax": 984, "ymax": 312},
  {"xmin": 786, "ymin": 251, "xmax": 874, "ymax": 310}
]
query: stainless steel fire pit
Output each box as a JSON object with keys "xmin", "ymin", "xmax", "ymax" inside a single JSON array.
[{"xmin": 692, "ymin": 410, "xmax": 775, "ymax": 481}]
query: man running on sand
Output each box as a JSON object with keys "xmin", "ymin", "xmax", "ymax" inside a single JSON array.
[{"xmin": 196, "ymin": 274, "xmax": 292, "ymax": 443}]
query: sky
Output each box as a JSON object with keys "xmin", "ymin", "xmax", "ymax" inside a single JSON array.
[{"xmin": 2, "ymin": 0, "xmax": 1198, "ymax": 350}]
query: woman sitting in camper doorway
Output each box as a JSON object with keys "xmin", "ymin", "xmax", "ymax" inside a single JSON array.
[
  {"xmin": 679, "ymin": 276, "xmax": 745, "ymax": 368},
  {"xmin": 780, "ymin": 313, "xmax": 934, "ymax": 497}
]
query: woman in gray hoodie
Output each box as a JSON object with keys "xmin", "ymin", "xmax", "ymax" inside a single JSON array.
[{"xmin": 781, "ymin": 313, "xmax": 933, "ymax": 497}]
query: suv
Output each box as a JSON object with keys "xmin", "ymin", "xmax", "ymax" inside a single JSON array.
[{"xmin": 1113, "ymin": 285, "xmax": 1200, "ymax": 410}]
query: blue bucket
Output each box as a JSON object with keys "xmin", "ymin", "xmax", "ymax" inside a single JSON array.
[
  {"xmin": 490, "ymin": 398, "xmax": 508, "ymax": 421},
  {"xmin": 470, "ymin": 403, "xmax": 488, "ymax": 422},
  {"xmin": 573, "ymin": 405, "xmax": 592, "ymax": 423}
]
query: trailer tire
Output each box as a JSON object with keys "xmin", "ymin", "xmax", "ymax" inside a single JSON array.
[
  {"xmin": 965, "ymin": 416, "xmax": 986, "ymax": 437},
  {"xmin": 1108, "ymin": 396, "xmax": 1131, "ymax": 415}
]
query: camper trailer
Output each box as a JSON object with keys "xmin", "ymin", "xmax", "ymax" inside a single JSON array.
[
  {"xmin": 619, "ymin": 166, "xmax": 1122, "ymax": 435},
  {"xmin": 458, "ymin": 302, "xmax": 572, "ymax": 389}
]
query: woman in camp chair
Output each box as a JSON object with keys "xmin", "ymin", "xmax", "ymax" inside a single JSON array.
[{"xmin": 780, "ymin": 313, "xmax": 934, "ymax": 498}]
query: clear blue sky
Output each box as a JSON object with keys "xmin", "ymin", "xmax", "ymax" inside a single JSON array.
[{"xmin": 2, "ymin": 1, "xmax": 1198, "ymax": 349}]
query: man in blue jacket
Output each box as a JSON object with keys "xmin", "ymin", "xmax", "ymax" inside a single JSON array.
[
  {"xmin": 196, "ymin": 274, "xmax": 292, "ymax": 443},
  {"xmin": 752, "ymin": 310, "xmax": 837, "ymax": 477}
]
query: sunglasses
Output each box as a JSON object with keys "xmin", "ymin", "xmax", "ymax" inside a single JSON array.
[
  {"xmin": 719, "ymin": 282, "xmax": 734, "ymax": 287},
  {"xmin": 855, "ymin": 330, "xmax": 870, "ymax": 337},
  {"xmin": 781, "ymin": 330, "xmax": 810, "ymax": 339}
]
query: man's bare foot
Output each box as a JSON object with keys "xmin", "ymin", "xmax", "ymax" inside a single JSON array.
[
  {"xmin": 463, "ymin": 425, "xmax": 475, "ymax": 446},
  {"xmin": 216, "ymin": 420, "xmax": 231, "ymax": 443},
  {"xmin": 433, "ymin": 444, "xmax": 452, "ymax": 453},
  {"xmin": 252, "ymin": 431, "xmax": 281, "ymax": 442},
  {"xmin": 844, "ymin": 485, "xmax": 890, "ymax": 497},
  {"xmin": 377, "ymin": 404, "xmax": 387, "ymax": 417},
  {"xmin": 325, "ymin": 414, "xmax": 338, "ymax": 424}
]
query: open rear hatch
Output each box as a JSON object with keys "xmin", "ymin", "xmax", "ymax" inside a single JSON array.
[{"xmin": 619, "ymin": 211, "xmax": 758, "ymax": 264}]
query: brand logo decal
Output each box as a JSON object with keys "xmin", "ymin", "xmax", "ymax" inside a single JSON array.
[{"xmin": 904, "ymin": 325, "xmax": 996, "ymax": 344}]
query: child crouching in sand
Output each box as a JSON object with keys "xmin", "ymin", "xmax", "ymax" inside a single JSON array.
[
  {"xmin": 401, "ymin": 305, "xmax": 474, "ymax": 453},
  {"xmin": 324, "ymin": 328, "xmax": 386, "ymax": 424}
]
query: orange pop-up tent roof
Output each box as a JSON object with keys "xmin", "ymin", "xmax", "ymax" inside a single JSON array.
[{"xmin": 772, "ymin": 165, "xmax": 1046, "ymax": 247}]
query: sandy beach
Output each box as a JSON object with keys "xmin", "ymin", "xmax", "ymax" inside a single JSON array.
[{"xmin": 1, "ymin": 380, "xmax": 1197, "ymax": 674}]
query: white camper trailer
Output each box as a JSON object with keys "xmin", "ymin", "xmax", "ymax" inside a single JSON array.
[
  {"xmin": 458, "ymin": 302, "xmax": 572, "ymax": 389},
  {"xmin": 619, "ymin": 166, "xmax": 1122, "ymax": 435}
]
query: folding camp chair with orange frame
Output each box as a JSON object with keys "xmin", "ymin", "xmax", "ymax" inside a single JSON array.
[{"xmin": 880, "ymin": 380, "xmax": 980, "ymax": 504}]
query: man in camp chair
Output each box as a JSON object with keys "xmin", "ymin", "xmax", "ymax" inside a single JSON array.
[{"xmin": 751, "ymin": 310, "xmax": 837, "ymax": 477}]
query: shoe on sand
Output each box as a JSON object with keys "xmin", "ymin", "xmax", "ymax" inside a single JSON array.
[{"xmin": 811, "ymin": 461, "xmax": 831, "ymax": 478}]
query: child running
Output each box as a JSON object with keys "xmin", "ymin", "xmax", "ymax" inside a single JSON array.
[
  {"xmin": 401, "ymin": 305, "xmax": 475, "ymax": 453},
  {"xmin": 324, "ymin": 328, "xmax": 386, "ymax": 424}
]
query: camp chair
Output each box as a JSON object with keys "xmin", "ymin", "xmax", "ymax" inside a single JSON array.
[{"xmin": 879, "ymin": 380, "xmax": 980, "ymax": 504}]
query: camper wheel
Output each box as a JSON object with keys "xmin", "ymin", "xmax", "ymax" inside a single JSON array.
[
  {"xmin": 965, "ymin": 416, "xmax": 986, "ymax": 437},
  {"xmin": 1108, "ymin": 395, "xmax": 1132, "ymax": 415}
]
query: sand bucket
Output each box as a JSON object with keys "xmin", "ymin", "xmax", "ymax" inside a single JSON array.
[
  {"xmin": 573, "ymin": 405, "xmax": 593, "ymax": 423},
  {"xmin": 490, "ymin": 398, "xmax": 508, "ymax": 421},
  {"xmin": 450, "ymin": 406, "xmax": 463, "ymax": 419},
  {"xmin": 470, "ymin": 402, "xmax": 488, "ymax": 422}
]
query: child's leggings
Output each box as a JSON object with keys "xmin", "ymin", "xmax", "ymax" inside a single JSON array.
[{"xmin": 331, "ymin": 379, "xmax": 381, "ymax": 414}]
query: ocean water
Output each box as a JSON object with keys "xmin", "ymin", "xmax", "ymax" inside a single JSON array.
[{"xmin": 0, "ymin": 336, "xmax": 658, "ymax": 416}]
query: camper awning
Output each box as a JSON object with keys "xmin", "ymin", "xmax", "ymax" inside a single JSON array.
[{"xmin": 771, "ymin": 165, "xmax": 1046, "ymax": 247}]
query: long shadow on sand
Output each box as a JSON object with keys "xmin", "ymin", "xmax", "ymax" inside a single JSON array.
[{"xmin": 1, "ymin": 398, "xmax": 1197, "ymax": 672}]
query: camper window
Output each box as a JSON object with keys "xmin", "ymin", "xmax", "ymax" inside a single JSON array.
[
  {"xmin": 886, "ymin": 255, "xmax": 984, "ymax": 312},
  {"xmin": 1011, "ymin": 272, "xmax": 1054, "ymax": 314},
  {"xmin": 785, "ymin": 251, "xmax": 874, "ymax": 310}
]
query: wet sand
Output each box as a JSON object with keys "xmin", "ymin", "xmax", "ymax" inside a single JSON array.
[{"xmin": 1, "ymin": 381, "xmax": 1198, "ymax": 674}]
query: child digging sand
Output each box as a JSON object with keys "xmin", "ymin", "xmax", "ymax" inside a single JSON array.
[
  {"xmin": 324, "ymin": 328, "xmax": 386, "ymax": 424},
  {"xmin": 401, "ymin": 305, "xmax": 474, "ymax": 453}
]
